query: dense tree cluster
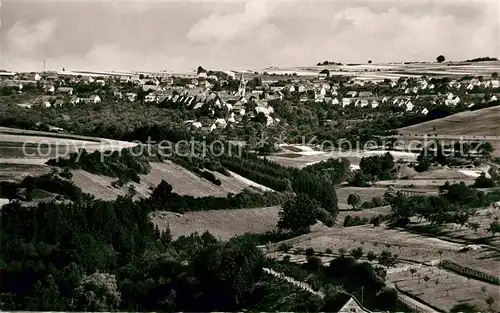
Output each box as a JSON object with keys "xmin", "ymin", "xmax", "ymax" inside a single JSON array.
[
  {"xmin": 0, "ymin": 195, "xmax": 285, "ymax": 312},
  {"xmin": 278, "ymin": 194, "xmax": 321, "ymax": 232},
  {"xmin": 0, "ymin": 173, "xmax": 83, "ymax": 202},
  {"xmin": 148, "ymin": 180, "xmax": 289, "ymax": 213},
  {"xmin": 415, "ymin": 140, "xmax": 494, "ymax": 172},
  {"xmin": 47, "ymin": 148, "xmax": 151, "ymax": 183},
  {"xmin": 387, "ymin": 182, "xmax": 500, "ymax": 227},
  {"xmin": 350, "ymin": 153, "xmax": 395, "ymax": 186},
  {"xmin": 268, "ymin": 255, "xmax": 400, "ymax": 312},
  {"xmin": 220, "ymin": 155, "xmax": 345, "ymax": 218}
]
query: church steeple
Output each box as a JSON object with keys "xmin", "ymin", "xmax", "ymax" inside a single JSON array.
[{"xmin": 237, "ymin": 73, "xmax": 246, "ymax": 97}]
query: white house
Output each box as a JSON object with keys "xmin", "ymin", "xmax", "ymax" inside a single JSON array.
[
  {"xmin": 90, "ymin": 95, "xmax": 101, "ymax": 103},
  {"xmin": 44, "ymin": 84, "xmax": 55, "ymax": 93},
  {"xmin": 490, "ymin": 95, "xmax": 498, "ymax": 102},
  {"xmin": 70, "ymin": 96, "xmax": 80, "ymax": 105},
  {"xmin": 332, "ymin": 98, "xmax": 339, "ymax": 105},
  {"xmin": 255, "ymin": 105, "xmax": 274, "ymax": 116},
  {"xmin": 342, "ymin": 98, "xmax": 351, "ymax": 107},
  {"xmin": 371, "ymin": 100, "xmax": 379, "ymax": 108},
  {"xmin": 405, "ymin": 101, "xmax": 414, "ymax": 112},
  {"xmin": 346, "ymin": 91, "xmax": 357, "ymax": 98},
  {"xmin": 126, "ymin": 93, "xmax": 137, "ymax": 102},
  {"xmin": 145, "ymin": 93, "xmax": 158, "ymax": 103},
  {"xmin": 215, "ymin": 118, "xmax": 227, "ymax": 128},
  {"xmin": 326, "ymin": 293, "xmax": 372, "ymax": 313},
  {"xmin": 266, "ymin": 115, "xmax": 274, "ymax": 126},
  {"xmin": 382, "ymin": 97, "xmax": 388, "ymax": 103},
  {"xmin": 56, "ymin": 87, "xmax": 73, "ymax": 95},
  {"xmin": 445, "ymin": 96, "xmax": 460, "ymax": 106},
  {"xmin": 198, "ymin": 72, "xmax": 208, "ymax": 79},
  {"xmin": 422, "ymin": 108, "xmax": 429, "ymax": 115},
  {"xmin": 491, "ymin": 80, "xmax": 500, "ymax": 88},
  {"xmin": 193, "ymin": 102, "xmax": 204, "ymax": 110},
  {"xmin": 360, "ymin": 99, "xmax": 369, "ymax": 107}
]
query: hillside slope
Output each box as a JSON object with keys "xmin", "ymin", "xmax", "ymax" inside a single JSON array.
[
  {"xmin": 398, "ymin": 106, "xmax": 500, "ymax": 137},
  {"xmin": 71, "ymin": 161, "xmax": 254, "ymax": 200}
]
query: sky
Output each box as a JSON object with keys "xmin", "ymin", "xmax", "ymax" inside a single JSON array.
[{"xmin": 1, "ymin": 0, "xmax": 499, "ymax": 73}]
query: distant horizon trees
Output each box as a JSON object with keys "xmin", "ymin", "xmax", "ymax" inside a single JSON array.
[{"xmin": 436, "ymin": 55, "xmax": 446, "ymax": 63}]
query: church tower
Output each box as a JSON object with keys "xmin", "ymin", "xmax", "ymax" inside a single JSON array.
[{"xmin": 237, "ymin": 73, "xmax": 246, "ymax": 97}]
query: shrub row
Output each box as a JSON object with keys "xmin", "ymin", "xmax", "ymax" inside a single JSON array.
[{"xmin": 439, "ymin": 260, "xmax": 500, "ymax": 285}]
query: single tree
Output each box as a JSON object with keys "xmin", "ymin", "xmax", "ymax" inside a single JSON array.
[
  {"xmin": 350, "ymin": 247, "xmax": 364, "ymax": 260},
  {"xmin": 347, "ymin": 193, "xmax": 361, "ymax": 210},
  {"xmin": 338, "ymin": 247, "xmax": 347, "ymax": 258},
  {"xmin": 378, "ymin": 250, "xmax": 398, "ymax": 267},
  {"xmin": 486, "ymin": 296, "xmax": 495, "ymax": 311},
  {"xmin": 72, "ymin": 272, "xmax": 121, "ymax": 311},
  {"xmin": 367, "ymin": 251, "xmax": 377, "ymax": 261},
  {"xmin": 436, "ymin": 55, "xmax": 446, "ymax": 63},
  {"xmin": 278, "ymin": 193, "xmax": 319, "ymax": 233},
  {"xmin": 488, "ymin": 221, "xmax": 500, "ymax": 236}
]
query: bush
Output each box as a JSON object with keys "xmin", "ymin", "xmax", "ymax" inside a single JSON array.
[
  {"xmin": 367, "ymin": 251, "xmax": 377, "ymax": 261},
  {"xmin": 361, "ymin": 201, "xmax": 373, "ymax": 209},
  {"xmin": 306, "ymin": 256, "xmax": 322, "ymax": 270},
  {"xmin": 305, "ymin": 247, "xmax": 315, "ymax": 256},
  {"xmin": 473, "ymin": 173, "xmax": 495, "ymax": 188},
  {"xmin": 198, "ymin": 170, "xmax": 222, "ymax": 186},
  {"xmin": 59, "ymin": 168, "xmax": 73, "ymax": 179},
  {"xmin": 325, "ymin": 248, "xmax": 333, "ymax": 254},
  {"xmin": 371, "ymin": 196, "xmax": 384, "ymax": 207},
  {"xmin": 278, "ymin": 242, "xmax": 293, "ymax": 253}
]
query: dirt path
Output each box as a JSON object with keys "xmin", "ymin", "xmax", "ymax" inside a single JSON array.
[{"xmin": 262, "ymin": 267, "xmax": 325, "ymax": 298}]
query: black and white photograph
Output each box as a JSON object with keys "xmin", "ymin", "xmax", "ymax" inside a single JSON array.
[{"xmin": 0, "ymin": 0, "xmax": 499, "ymax": 312}]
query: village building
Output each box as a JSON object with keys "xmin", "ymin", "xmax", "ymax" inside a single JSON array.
[
  {"xmin": 325, "ymin": 293, "xmax": 372, "ymax": 313},
  {"xmin": 56, "ymin": 87, "xmax": 74, "ymax": 95}
]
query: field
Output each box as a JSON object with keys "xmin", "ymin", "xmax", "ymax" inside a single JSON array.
[
  {"xmin": 151, "ymin": 206, "xmax": 281, "ymax": 241},
  {"xmin": 388, "ymin": 265, "xmax": 500, "ymax": 312},
  {"xmin": 397, "ymin": 106, "xmax": 500, "ymax": 157},
  {"xmin": 72, "ymin": 161, "xmax": 256, "ymax": 200},
  {"xmin": 266, "ymin": 149, "xmax": 419, "ymax": 169},
  {"xmin": 0, "ymin": 127, "xmax": 137, "ymax": 163},
  {"xmin": 267, "ymin": 61, "xmax": 500, "ymax": 79},
  {"xmin": 408, "ymin": 207, "xmax": 500, "ymax": 251},
  {"xmin": 0, "ymin": 163, "xmax": 51, "ymax": 182},
  {"xmin": 267, "ymin": 225, "xmax": 465, "ymax": 263},
  {"xmin": 149, "ymin": 186, "xmax": 399, "ymax": 241},
  {"xmin": 398, "ymin": 106, "xmax": 500, "ymax": 137}
]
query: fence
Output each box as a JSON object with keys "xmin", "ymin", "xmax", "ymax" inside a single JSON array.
[{"xmin": 439, "ymin": 260, "xmax": 500, "ymax": 285}]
